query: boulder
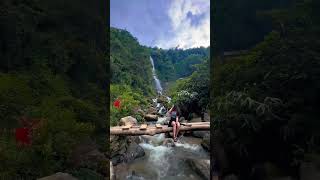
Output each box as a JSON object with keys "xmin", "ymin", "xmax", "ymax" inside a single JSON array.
[
  {"xmin": 190, "ymin": 117, "xmax": 202, "ymax": 123},
  {"xmin": 187, "ymin": 159, "xmax": 210, "ymax": 180},
  {"xmin": 179, "ymin": 117, "xmax": 186, "ymax": 122},
  {"xmin": 201, "ymin": 132, "xmax": 210, "ymax": 151},
  {"xmin": 110, "ymin": 135, "xmax": 127, "ymax": 157},
  {"xmin": 169, "ymin": 132, "xmax": 174, "ymax": 138},
  {"xmin": 123, "ymin": 140, "xmax": 145, "ymax": 163},
  {"xmin": 119, "ymin": 116, "xmax": 138, "ymax": 126},
  {"xmin": 157, "ymin": 117, "xmax": 169, "ymax": 125},
  {"xmin": 203, "ymin": 112, "xmax": 210, "ymax": 122},
  {"xmin": 38, "ymin": 172, "xmax": 78, "ymax": 180},
  {"xmin": 162, "ymin": 138, "xmax": 175, "ymax": 147},
  {"xmin": 190, "ymin": 113, "xmax": 200, "ymax": 119},
  {"xmin": 147, "ymin": 107, "xmax": 157, "ymax": 115},
  {"xmin": 192, "ymin": 131, "xmax": 207, "ymax": 138},
  {"xmin": 144, "ymin": 114, "xmax": 158, "ymax": 121},
  {"xmin": 110, "ymin": 136, "xmax": 145, "ymax": 165}
]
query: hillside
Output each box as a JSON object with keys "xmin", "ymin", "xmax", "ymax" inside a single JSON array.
[
  {"xmin": 0, "ymin": 0, "xmax": 108, "ymax": 179},
  {"xmin": 150, "ymin": 47, "xmax": 209, "ymax": 85},
  {"xmin": 110, "ymin": 27, "xmax": 154, "ymax": 96}
]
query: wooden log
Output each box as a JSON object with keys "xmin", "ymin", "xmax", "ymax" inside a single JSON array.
[
  {"xmin": 110, "ymin": 123, "xmax": 210, "ymax": 136},
  {"xmin": 140, "ymin": 124, "xmax": 147, "ymax": 130},
  {"xmin": 122, "ymin": 125, "xmax": 132, "ymax": 130},
  {"xmin": 181, "ymin": 123, "xmax": 192, "ymax": 127}
]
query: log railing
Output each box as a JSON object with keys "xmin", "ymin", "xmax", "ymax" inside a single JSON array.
[{"xmin": 110, "ymin": 122, "xmax": 210, "ymax": 136}]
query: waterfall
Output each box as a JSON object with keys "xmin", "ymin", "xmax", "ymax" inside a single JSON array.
[{"xmin": 150, "ymin": 56, "xmax": 163, "ymax": 94}]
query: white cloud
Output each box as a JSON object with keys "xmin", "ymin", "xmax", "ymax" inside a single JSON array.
[{"xmin": 155, "ymin": 0, "xmax": 210, "ymax": 49}]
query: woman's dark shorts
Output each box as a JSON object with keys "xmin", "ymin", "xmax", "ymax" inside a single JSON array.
[{"xmin": 168, "ymin": 117, "xmax": 176, "ymax": 127}]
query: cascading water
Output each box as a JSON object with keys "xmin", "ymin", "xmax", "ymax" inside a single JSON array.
[{"xmin": 150, "ymin": 56, "xmax": 163, "ymax": 95}]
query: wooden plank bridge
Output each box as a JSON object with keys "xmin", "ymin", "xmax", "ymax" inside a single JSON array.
[{"xmin": 110, "ymin": 122, "xmax": 210, "ymax": 136}]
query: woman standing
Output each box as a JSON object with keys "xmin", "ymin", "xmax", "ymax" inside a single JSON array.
[{"xmin": 168, "ymin": 105, "xmax": 180, "ymax": 142}]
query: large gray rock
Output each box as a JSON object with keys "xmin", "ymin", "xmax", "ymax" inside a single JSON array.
[
  {"xmin": 119, "ymin": 116, "xmax": 138, "ymax": 126},
  {"xmin": 110, "ymin": 135, "xmax": 127, "ymax": 157},
  {"xmin": 110, "ymin": 136, "xmax": 145, "ymax": 165},
  {"xmin": 201, "ymin": 132, "xmax": 210, "ymax": 151},
  {"xmin": 187, "ymin": 159, "xmax": 210, "ymax": 180},
  {"xmin": 123, "ymin": 138, "xmax": 145, "ymax": 163},
  {"xmin": 192, "ymin": 131, "xmax": 208, "ymax": 138},
  {"xmin": 162, "ymin": 138, "xmax": 175, "ymax": 147},
  {"xmin": 38, "ymin": 173, "xmax": 78, "ymax": 180},
  {"xmin": 203, "ymin": 112, "xmax": 210, "ymax": 122},
  {"xmin": 147, "ymin": 107, "xmax": 157, "ymax": 115},
  {"xmin": 179, "ymin": 117, "xmax": 186, "ymax": 122},
  {"xmin": 144, "ymin": 114, "xmax": 158, "ymax": 121},
  {"xmin": 190, "ymin": 117, "xmax": 202, "ymax": 123}
]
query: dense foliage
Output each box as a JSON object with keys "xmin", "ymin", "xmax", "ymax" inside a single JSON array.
[
  {"xmin": 0, "ymin": 0, "xmax": 107, "ymax": 179},
  {"xmin": 110, "ymin": 27, "xmax": 154, "ymax": 96},
  {"xmin": 212, "ymin": 1, "xmax": 320, "ymax": 179},
  {"xmin": 110, "ymin": 84, "xmax": 147, "ymax": 126},
  {"xmin": 110, "ymin": 27, "xmax": 154, "ymax": 126},
  {"xmin": 169, "ymin": 56, "xmax": 210, "ymax": 118},
  {"xmin": 151, "ymin": 47, "xmax": 209, "ymax": 84}
]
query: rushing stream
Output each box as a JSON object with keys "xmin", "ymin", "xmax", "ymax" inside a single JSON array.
[{"xmin": 123, "ymin": 134, "xmax": 209, "ymax": 180}]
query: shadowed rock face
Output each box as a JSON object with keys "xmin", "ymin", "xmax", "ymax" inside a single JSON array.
[
  {"xmin": 186, "ymin": 159, "xmax": 210, "ymax": 180},
  {"xmin": 201, "ymin": 132, "xmax": 210, "ymax": 151},
  {"xmin": 110, "ymin": 135, "xmax": 145, "ymax": 166}
]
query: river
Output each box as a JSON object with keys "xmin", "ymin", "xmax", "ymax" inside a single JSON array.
[{"xmin": 118, "ymin": 134, "xmax": 209, "ymax": 180}]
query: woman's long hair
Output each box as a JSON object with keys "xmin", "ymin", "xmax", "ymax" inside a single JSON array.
[{"xmin": 172, "ymin": 105, "xmax": 181, "ymax": 116}]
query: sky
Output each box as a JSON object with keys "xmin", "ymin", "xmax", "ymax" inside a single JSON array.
[{"xmin": 110, "ymin": 0, "xmax": 210, "ymax": 49}]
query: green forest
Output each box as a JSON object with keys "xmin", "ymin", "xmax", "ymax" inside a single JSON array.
[
  {"xmin": 212, "ymin": 0, "xmax": 320, "ymax": 179},
  {"xmin": 0, "ymin": 0, "xmax": 108, "ymax": 179},
  {"xmin": 151, "ymin": 47, "xmax": 209, "ymax": 86},
  {"xmin": 110, "ymin": 27, "xmax": 154, "ymax": 126}
]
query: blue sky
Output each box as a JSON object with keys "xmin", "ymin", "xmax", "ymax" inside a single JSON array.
[{"xmin": 111, "ymin": 0, "xmax": 210, "ymax": 49}]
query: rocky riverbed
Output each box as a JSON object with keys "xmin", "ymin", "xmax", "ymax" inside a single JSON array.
[{"xmin": 110, "ymin": 105, "xmax": 210, "ymax": 179}]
